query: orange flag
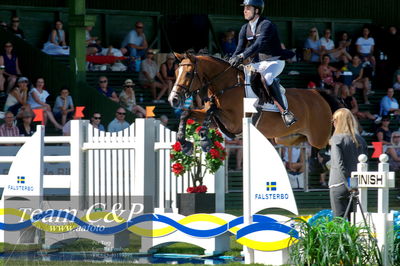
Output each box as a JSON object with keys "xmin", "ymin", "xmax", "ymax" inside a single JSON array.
[
  {"xmin": 32, "ymin": 109, "xmax": 44, "ymax": 125},
  {"xmin": 146, "ymin": 106, "xmax": 155, "ymax": 118},
  {"xmin": 371, "ymin": 142, "xmax": 383, "ymax": 158},
  {"xmin": 74, "ymin": 106, "xmax": 85, "ymax": 119}
]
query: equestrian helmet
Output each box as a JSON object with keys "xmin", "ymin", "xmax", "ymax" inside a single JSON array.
[{"xmin": 241, "ymin": 0, "xmax": 264, "ymax": 14}]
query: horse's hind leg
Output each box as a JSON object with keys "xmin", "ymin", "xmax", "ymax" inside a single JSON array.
[{"xmin": 275, "ymin": 134, "xmax": 307, "ymax": 146}]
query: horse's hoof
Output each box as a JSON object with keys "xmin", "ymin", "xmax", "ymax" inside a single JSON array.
[{"xmin": 182, "ymin": 141, "xmax": 194, "ymax": 155}]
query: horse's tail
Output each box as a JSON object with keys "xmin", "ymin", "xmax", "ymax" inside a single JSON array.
[{"xmin": 316, "ymin": 90, "xmax": 340, "ymax": 114}]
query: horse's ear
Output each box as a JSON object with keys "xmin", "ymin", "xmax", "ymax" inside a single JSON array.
[{"xmin": 174, "ymin": 52, "xmax": 185, "ymax": 62}]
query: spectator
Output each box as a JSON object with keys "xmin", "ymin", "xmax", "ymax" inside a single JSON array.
[
  {"xmin": 225, "ymin": 137, "xmax": 243, "ymax": 171},
  {"xmin": 0, "ymin": 111, "xmax": 19, "ymax": 136},
  {"xmin": 0, "ymin": 65, "xmax": 5, "ymax": 94},
  {"xmin": 42, "ymin": 20, "xmax": 70, "ymax": 55},
  {"xmin": 356, "ymin": 27, "xmax": 376, "ymax": 67},
  {"xmin": 85, "ymin": 26, "xmax": 101, "ymax": 55},
  {"xmin": 139, "ymin": 49, "xmax": 168, "ymax": 103},
  {"xmin": 320, "ymin": 29, "xmax": 351, "ymax": 63},
  {"xmin": 0, "ymin": 21, "xmax": 7, "ymax": 31},
  {"xmin": 338, "ymin": 31, "xmax": 352, "ymax": 53},
  {"xmin": 18, "ymin": 111, "xmax": 35, "ymax": 136},
  {"xmin": 347, "ymin": 55, "xmax": 371, "ymax": 104},
  {"xmin": 386, "ymin": 131, "xmax": 400, "ymax": 171},
  {"xmin": 380, "ymin": 87, "xmax": 400, "ymax": 116},
  {"xmin": 160, "ymin": 53, "xmax": 178, "ymax": 94},
  {"xmin": 393, "ymin": 72, "xmax": 400, "ymax": 90},
  {"xmin": 90, "ymin": 112, "xmax": 105, "ymax": 131},
  {"xmin": 159, "ymin": 114, "xmax": 168, "ymax": 127},
  {"xmin": 386, "ymin": 26, "xmax": 400, "ymax": 75},
  {"xmin": 27, "ymin": 77, "xmax": 63, "ymax": 130},
  {"xmin": 4, "ymin": 76, "xmax": 30, "ymax": 117},
  {"xmin": 318, "ymin": 55, "xmax": 344, "ymax": 96},
  {"xmin": 0, "ymin": 41, "xmax": 21, "ymax": 93},
  {"xmin": 121, "ymin": 21, "xmax": 148, "ymax": 59},
  {"xmin": 376, "ymin": 116, "xmax": 392, "ymax": 145},
  {"xmin": 283, "ymin": 146, "xmax": 305, "ymax": 189},
  {"xmin": 221, "ymin": 30, "xmax": 237, "ymax": 57},
  {"xmin": 8, "ymin": 16, "xmax": 25, "ymax": 39},
  {"xmin": 346, "ymin": 86, "xmax": 381, "ymax": 123},
  {"xmin": 119, "ymin": 79, "xmax": 146, "ymax": 118},
  {"xmin": 96, "ymin": 76, "xmax": 119, "ymax": 103},
  {"xmin": 304, "ymin": 27, "xmax": 321, "ymax": 62},
  {"xmin": 53, "ymin": 87, "xmax": 75, "ymax": 126},
  {"xmin": 108, "ymin": 107, "xmax": 130, "ymax": 132}
]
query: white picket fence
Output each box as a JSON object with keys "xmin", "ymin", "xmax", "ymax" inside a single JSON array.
[{"xmin": 0, "ymin": 119, "xmax": 224, "ymax": 212}]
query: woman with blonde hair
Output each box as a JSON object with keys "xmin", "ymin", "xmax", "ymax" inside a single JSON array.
[
  {"xmin": 386, "ymin": 131, "xmax": 400, "ymax": 171},
  {"xmin": 329, "ymin": 108, "xmax": 367, "ymax": 217},
  {"xmin": 304, "ymin": 27, "xmax": 321, "ymax": 62}
]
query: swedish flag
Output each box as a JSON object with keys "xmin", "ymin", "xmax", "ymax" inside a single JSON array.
[
  {"xmin": 266, "ymin": 181, "xmax": 277, "ymax": 191},
  {"xmin": 17, "ymin": 176, "xmax": 25, "ymax": 184}
]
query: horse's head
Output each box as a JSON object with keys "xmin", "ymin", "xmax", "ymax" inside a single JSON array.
[{"xmin": 169, "ymin": 53, "xmax": 204, "ymax": 108}]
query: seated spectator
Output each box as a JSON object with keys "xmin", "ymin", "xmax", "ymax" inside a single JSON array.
[
  {"xmin": 18, "ymin": 111, "xmax": 35, "ymax": 136},
  {"xmin": 4, "ymin": 76, "xmax": 31, "ymax": 118},
  {"xmin": 96, "ymin": 76, "xmax": 119, "ymax": 103},
  {"xmin": 376, "ymin": 116, "xmax": 392, "ymax": 145},
  {"xmin": 393, "ymin": 72, "xmax": 400, "ymax": 90},
  {"xmin": 108, "ymin": 107, "xmax": 130, "ymax": 132},
  {"xmin": 85, "ymin": 26, "xmax": 101, "ymax": 55},
  {"xmin": 304, "ymin": 27, "xmax": 321, "ymax": 62},
  {"xmin": 100, "ymin": 45, "xmax": 126, "ymax": 57},
  {"xmin": 320, "ymin": 29, "xmax": 351, "ymax": 63},
  {"xmin": 42, "ymin": 20, "xmax": 70, "ymax": 55},
  {"xmin": 0, "ymin": 41, "xmax": 21, "ymax": 93},
  {"xmin": 356, "ymin": 27, "xmax": 376, "ymax": 68},
  {"xmin": 0, "ymin": 111, "xmax": 19, "ymax": 136},
  {"xmin": 337, "ymin": 31, "xmax": 352, "ymax": 54},
  {"xmin": 27, "ymin": 77, "xmax": 63, "ymax": 130},
  {"xmin": 225, "ymin": 137, "xmax": 243, "ymax": 171},
  {"xmin": 53, "ymin": 87, "xmax": 75, "ymax": 126},
  {"xmin": 139, "ymin": 49, "xmax": 168, "ymax": 103},
  {"xmin": 347, "ymin": 55, "xmax": 372, "ymax": 104},
  {"xmin": 90, "ymin": 112, "xmax": 105, "ymax": 131},
  {"xmin": 318, "ymin": 55, "xmax": 344, "ymax": 96},
  {"xmin": 0, "ymin": 21, "xmax": 7, "ymax": 31},
  {"xmin": 283, "ymin": 146, "xmax": 305, "ymax": 189},
  {"xmin": 119, "ymin": 79, "xmax": 146, "ymax": 118},
  {"xmin": 8, "ymin": 16, "xmax": 25, "ymax": 39},
  {"xmin": 221, "ymin": 30, "xmax": 237, "ymax": 57},
  {"xmin": 345, "ymin": 86, "xmax": 381, "ymax": 123},
  {"xmin": 387, "ymin": 131, "xmax": 400, "ymax": 171},
  {"xmin": 0, "ymin": 65, "xmax": 5, "ymax": 94},
  {"xmin": 121, "ymin": 21, "xmax": 148, "ymax": 59},
  {"xmin": 160, "ymin": 53, "xmax": 178, "ymax": 94},
  {"xmin": 380, "ymin": 87, "xmax": 400, "ymax": 117}
]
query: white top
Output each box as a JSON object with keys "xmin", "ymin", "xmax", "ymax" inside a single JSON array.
[
  {"xmin": 320, "ymin": 37, "xmax": 335, "ymax": 51},
  {"xmin": 356, "ymin": 37, "xmax": 375, "ymax": 54},
  {"xmin": 283, "ymin": 147, "xmax": 301, "ymax": 163},
  {"xmin": 4, "ymin": 89, "xmax": 19, "ymax": 111},
  {"xmin": 249, "ymin": 17, "xmax": 259, "ymax": 35},
  {"xmin": 390, "ymin": 99, "xmax": 399, "ymax": 110},
  {"xmin": 139, "ymin": 59, "xmax": 158, "ymax": 82},
  {"xmin": 27, "ymin": 88, "xmax": 49, "ymax": 109},
  {"xmin": 121, "ymin": 30, "xmax": 145, "ymax": 48}
]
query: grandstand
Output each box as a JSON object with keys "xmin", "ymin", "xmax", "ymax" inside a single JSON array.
[{"xmin": 0, "ymin": 0, "xmax": 399, "ymax": 209}]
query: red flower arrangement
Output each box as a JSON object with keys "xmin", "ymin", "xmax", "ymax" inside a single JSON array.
[{"xmin": 170, "ymin": 120, "xmax": 226, "ymax": 193}]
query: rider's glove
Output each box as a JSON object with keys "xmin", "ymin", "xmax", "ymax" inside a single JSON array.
[{"xmin": 229, "ymin": 55, "xmax": 243, "ymax": 67}]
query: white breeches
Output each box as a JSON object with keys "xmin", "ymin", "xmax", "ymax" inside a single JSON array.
[{"xmin": 251, "ymin": 60, "xmax": 285, "ymax": 86}]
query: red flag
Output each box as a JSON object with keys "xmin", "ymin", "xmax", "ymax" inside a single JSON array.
[
  {"xmin": 371, "ymin": 142, "xmax": 383, "ymax": 158},
  {"xmin": 74, "ymin": 106, "xmax": 85, "ymax": 119},
  {"xmin": 32, "ymin": 109, "xmax": 44, "ymax": 125}
]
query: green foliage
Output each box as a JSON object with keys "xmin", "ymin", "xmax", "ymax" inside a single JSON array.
[{"xmin": 289, "ymin": 217, "xmax": 381, "ymax": 265}]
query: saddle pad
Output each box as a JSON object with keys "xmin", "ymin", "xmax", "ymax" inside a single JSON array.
[{"xmin": 244, "ymin": 71, "xmax": 288, "ymax": 113}]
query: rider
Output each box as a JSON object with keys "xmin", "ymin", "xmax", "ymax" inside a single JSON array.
[{"xmin": 229, "ymin": 0, "xmax": 297, "ymax": 127}]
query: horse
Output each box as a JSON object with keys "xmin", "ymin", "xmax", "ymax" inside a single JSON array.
[{"xmin": 168, "ymin": 53, "xmax": 333, "ymax": 149}]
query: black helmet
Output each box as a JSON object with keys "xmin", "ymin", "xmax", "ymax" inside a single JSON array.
[{"xmin": 241, "ymin": 0, "xmax": 264, "ymax": 14}]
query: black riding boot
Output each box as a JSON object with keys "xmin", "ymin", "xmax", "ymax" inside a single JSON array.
[{"xmin": 268, "ymin": 79, "xmax": 297, "ymax": 127}]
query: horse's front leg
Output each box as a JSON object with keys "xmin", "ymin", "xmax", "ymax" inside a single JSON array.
[{"xmin": 177, "ymin": 110, "xmax": 195, "ymax": 155}]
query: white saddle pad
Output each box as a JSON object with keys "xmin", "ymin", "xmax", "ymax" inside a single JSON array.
[{"xmin": 244, "ymin": 70, "xmax": 288, "ymax": 113}]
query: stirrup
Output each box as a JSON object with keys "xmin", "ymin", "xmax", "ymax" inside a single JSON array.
[{"xmin": 281, "ymin": 110, "xmax": 297, "ymax": 127}]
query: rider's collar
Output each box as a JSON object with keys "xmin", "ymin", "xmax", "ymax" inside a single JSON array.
[{"xmin": 249, "ymin": 16, "xmax": 259, "ymax": 34}]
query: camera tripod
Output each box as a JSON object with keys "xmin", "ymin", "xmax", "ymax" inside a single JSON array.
[{"xmin": 344, "ymin": 190, "xmax": 383, "ymax": 266}]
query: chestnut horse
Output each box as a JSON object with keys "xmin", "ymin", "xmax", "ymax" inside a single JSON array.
[{"xmin": 169, "ymin": 53, "xmax": 332, "ymax": 149}]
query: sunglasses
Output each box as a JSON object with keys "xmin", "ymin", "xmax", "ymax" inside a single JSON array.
[
  {"xmin": 117, "ymin": 112, "xmax": 126, "ymax": 115},
  {"xmin": 394, "ymin": 136, "xmax": 400, "ymax": 138},
  {"xmin": 124, "ymin": 85, "xmax": 134, "ymax": 88},
  {"xmin": 12, "ymin": 20, "xmax": 20, "ymax": 23},
  {"xmin": 136, "ymin": 26, "xmax": 144, "ymax": 29},
  {"xmin": 4, "ymin": 45, "xmax": 12, "ymax": 48},
  {"xmin": 99, "ymin": 80, "xmax": 107, "ymax": 83},
  {"xmin": 23, "ymin": 116, "xmax": 32, "ymax": 119},
  {"xmin": 92, "ymin": 116, "xmax": 101, "ymax": 120},
  {"xmin": 310, "ymin": 30, "xmax": 317, "ymax": 32}
]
